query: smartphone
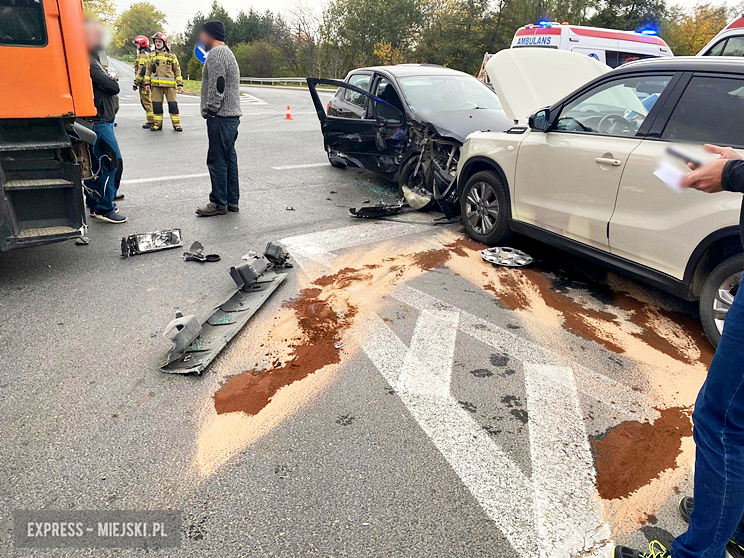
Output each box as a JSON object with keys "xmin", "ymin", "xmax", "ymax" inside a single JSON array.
[{"xmin": 666, "ymin": 146, "xmax": 703, "ymax": 168}]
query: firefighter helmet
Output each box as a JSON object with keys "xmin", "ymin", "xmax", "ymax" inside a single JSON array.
[
  {"xmin": 133, "ymin": 35, "xmax": 149, "ymax": 48},
  {"xmin": 152, "ymin": 32, "xmax": 167, "ymax": 46}
]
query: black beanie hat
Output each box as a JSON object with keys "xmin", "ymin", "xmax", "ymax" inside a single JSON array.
[{"xmin": 202, "ymin": 20, "xmax": 225, "ymax": 42}]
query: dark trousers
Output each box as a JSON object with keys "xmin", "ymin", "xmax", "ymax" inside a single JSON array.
[
  {"xmin": 674, "ymin": 289, "xmax": 744, "ymax": 558},
  {"xmin": 84, "ymin": 122, "xmax": 121, "ymax": 215},
  {"xmin": 206, "ymin": 116, "xmax": 240, "ymax": 208}
]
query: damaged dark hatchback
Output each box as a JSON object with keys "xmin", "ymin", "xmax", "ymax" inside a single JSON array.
[{"xmin": 307, "ymin": 64, "xmax": 512, "ymax": 215}]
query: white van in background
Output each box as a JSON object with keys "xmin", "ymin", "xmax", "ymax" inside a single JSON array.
[
  {"xmin": 510, "ymin": 22, "xmax": 673, "ymax": 67},
  {"xmin": 698, "ymin": 14, "xmax": 744, "ymax": 56}
]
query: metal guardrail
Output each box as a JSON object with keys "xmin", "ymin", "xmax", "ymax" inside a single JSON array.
[{"xmin": 240, "ymin": 77, "xmax": 307, "ymax": 86}]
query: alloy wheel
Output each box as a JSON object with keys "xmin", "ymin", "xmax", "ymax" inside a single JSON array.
[
  {"xmin": 465, "ymin": 182, "xmax": 500, "ymax": 235},
  {"xmin": 713, "ymin": 270, "xmax": 742, "ymax": 335}
]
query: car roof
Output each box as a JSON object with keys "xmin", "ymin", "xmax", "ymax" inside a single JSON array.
[
  {"xmin": 351, "ymin": 64, "xmax": 471, "ymax": 78},
  {"xmin": 616, "ymin": 56, "xmax": 744, "ymax": 75}
]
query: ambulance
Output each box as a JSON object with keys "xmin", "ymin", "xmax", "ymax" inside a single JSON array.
[
  {"xmin": 510, "ymin": 21, "xmax": 673, "ymax": 67},
  {"xmin": 697, "ymin": 14, "xmax": 744, "ymax": 56}
]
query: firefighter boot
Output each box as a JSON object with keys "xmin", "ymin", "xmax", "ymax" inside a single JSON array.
[{"xmin": 151, "ymin": 99, "xmax": 164, "ymax": 131}]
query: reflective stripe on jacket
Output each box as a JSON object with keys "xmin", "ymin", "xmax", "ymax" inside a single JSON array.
[
  {"xmin": 144, "ymin": 49, "xmax": 183, "ymax": 88},
  {"xmin": 134, "ymin": 48, "xmax": 151, "ymax": 85}
]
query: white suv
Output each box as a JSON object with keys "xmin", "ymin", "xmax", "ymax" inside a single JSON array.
[{"xmin": 457, "ymin": 49, "xmax": 744, "ymax": 346}]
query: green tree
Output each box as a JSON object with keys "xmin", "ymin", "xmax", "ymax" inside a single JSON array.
[
  {"xmin": 113, "ymin": 2, "xmax": 167, "ymax": 54},
  {"xmin": 187, "ymin": 55, "xmax": 203, "ymax": 80},
  {"xmin": 231, "ymin": 41, "xmax": 287, "ymax": 76},
  {"xmin": 664, "ymin": 2, "xmax": 730, "ymax": 55},
  {"xmin": 83, "ymin": 0, "xmax": 117, "ymax": 24},
  {"xmin": 587, "ymin": 0, "xmax": 668, "ymax": 31}
]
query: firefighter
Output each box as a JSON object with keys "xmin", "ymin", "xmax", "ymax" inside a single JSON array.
[
  {"xmin": 132, "ymin": 35, "xmax": 154, "ymax": 129},
  {"xmin": 144, "ymin": 32, "xmax": 184, "ymax": 131}
]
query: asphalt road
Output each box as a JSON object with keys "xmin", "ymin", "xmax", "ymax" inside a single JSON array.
[{"xmin": 0, "ymin": 59, "xmax": 710, "ymax": 557}]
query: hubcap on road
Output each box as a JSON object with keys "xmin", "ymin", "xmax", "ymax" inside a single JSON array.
[
  {"xmin": 713, "ymin": 271, "xmax": 741, "ymax": 334},
  {"xmin": 466, "ymin": 182, "xmax": 499, "ymax": 235}
]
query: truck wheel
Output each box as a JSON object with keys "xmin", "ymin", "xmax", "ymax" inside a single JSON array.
[
  {"xmin": 399, "ymin": 158, "xmax": 435, "ymax": 211},
  {"xmin": 699, "ymin": 253, "xmax": 744, "ymax": 348},
  {"xmin": 460, "ymin": 170, "xmax": 512, "ymax": 245}
]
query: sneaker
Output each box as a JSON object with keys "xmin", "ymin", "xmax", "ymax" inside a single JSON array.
[
  {"xmin": 93, "ymin": 210, "xmax": 127, "ymax": 223},
  {"xmin": 195, "ymin": 202, "xmax": 227, "ymax": 216},
  {"xmin": 228, "ymin": 204, "xmax": 239, "ymax": 212},
  {"xmin": 614, "ymin": 541, "xmax": 670, "ymax": 558},
  {"xmin": 679, "ymin": 497, "xmax": 744, "ymax": 558},
  {"xmin": 114, "ymin": 192, "xmax": 124, "ymax": 201}
]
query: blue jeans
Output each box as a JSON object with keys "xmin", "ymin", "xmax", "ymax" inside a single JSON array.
[
  {"xmin": 84, "ymin": 122, "xmax": 121, "ymax": 215},
  {"xmin": 206, "ymin": 116, "xmax": 239, "ymax": 208},
  {"xmin": 674, "ymin": 289, "xmax": 744, "ymax": 558}
]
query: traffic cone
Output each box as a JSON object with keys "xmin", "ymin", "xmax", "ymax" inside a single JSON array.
[{"xmin": 285, "ymin": 105, "xmax": 293, "ymax": 120}]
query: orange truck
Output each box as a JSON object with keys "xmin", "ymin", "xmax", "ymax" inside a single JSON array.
[{"xmin": 0, "ymin": 0, "xmax": 96, "ymax": 250}]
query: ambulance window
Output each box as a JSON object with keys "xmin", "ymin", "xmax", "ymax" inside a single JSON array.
[
  {"xmin": 662, "ymin": 76, "xmax": 744, "ymax": 148},
  {"xmin": 722, "ymin": 36, "xmax": 744, "ymax": 57},
  {"xmin": 605, "ymin": 50, "xmax": 655, "ymax": 69},
  {"xmin": 704, "ymin": 40, "xmax": 726, "ymax": 56},
  {"xmin": 0, "ymin": 0, "xmax": 46, "ymax": 46}
]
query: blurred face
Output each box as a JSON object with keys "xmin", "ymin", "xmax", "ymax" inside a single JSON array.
[
  {"xmin": 199, "ymin": 30, "xmax": 213, "ymax": 50},
  {"xmin": 84, "ymin": 19, "xmax": 103, "ymax": 53},
  {"xmin": 154, "ymin": 38, "xmax": 164, "ymax": 49}
]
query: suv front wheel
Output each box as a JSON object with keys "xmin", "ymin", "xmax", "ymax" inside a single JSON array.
[
  {"xmin": 460, "ymin": 170, "xmax": 512, "ymax": 245},
  {"xmin": 700, "ymin": 253, "xmax": 744, "ymax": 347}
]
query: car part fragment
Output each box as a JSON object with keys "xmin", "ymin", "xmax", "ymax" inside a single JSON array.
[
  {"xmin": 182, "ymin": 240, "xmax": 220, "ymax": 263},
  {"xmin": 121, "ymin": 229, "xmax": 182, "ymax": 258},
  {"xmin": 161, "ymin": 243, "xmax": 291, "ymax": 375},
  {"xmin": 481, "ymin": 247, "xmax": 533, "ymax": 267},
  {"xmin": 350, "ymin": 200, "xmax": 408, "ymax": 218}
]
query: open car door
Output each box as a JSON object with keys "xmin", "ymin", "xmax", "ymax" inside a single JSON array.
[{"xmin": 307, "ymin": 78, "xmax": 408, "ymax": 174}]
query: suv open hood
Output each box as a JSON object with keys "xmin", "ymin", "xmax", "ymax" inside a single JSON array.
[{"xmin": 485, "ymin": 49, "xmax": 610, "ymax": 122}]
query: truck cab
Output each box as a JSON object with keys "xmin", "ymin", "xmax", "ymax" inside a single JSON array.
[{"xmin": 0, "ymin": 0, "xmax": 96, "ymax": 250}]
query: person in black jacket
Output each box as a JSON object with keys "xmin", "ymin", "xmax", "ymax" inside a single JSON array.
[
  {"xmin": 83, "ymin": 18, "xmax": 127, "ymax": 223},
  {"xmin": 616, "ymin": 143, "xmax": 744, "ymax": 558}
]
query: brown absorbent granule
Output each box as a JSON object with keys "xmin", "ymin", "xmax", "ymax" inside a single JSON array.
[
  {"xmin": 592, "ymin": 407, "xmax": 693, "ymax": 500},
  {"xmin": 213, "ymin": 287, "xmax": 355, "ymax": 416},
  {"xmin": 410, "ymin": 248, "xmax": 452, "ymax": 271}
]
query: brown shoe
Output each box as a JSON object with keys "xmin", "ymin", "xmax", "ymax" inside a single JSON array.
[
  {"xmin": 196, "ymin": 202, "xmax": 227, "ymax": 216},
  {"xmin": 228, "ymin": 204, "xmax": 239, "ymax": 212}
]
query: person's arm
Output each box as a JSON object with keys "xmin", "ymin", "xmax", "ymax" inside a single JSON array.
[
  {"xmin": 204, "ymin": 50, "xmax": 228, "ymax": 116},
  {"xmin": 723, "ymin": 160, "xmax": 744, "ymax": 194},
  {"xmin": 144, "ymin": 55, "xmax": 152, "ymax": 91},
  {"xmin": 173, "ymin": 55, "xmax": 184, "ymax": 92},
  {"xmin": 90, "ymin": 60, "xmax": 119, "ymax": 95}
]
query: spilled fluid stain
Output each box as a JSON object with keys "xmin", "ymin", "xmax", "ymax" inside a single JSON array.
[
  {"xmin": 591, "ymin": 407, "xmax": 692, "ymax": 500},
  {"xmin": 213, "ymin": 287, "xmax": 356, "ymax": 416}
]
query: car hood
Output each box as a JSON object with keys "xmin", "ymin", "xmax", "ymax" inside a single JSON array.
[
  {"xmin": 485, "ymin": 48, "xmax": 610, "ymax": 122},
  {"xmin": 418, "ymin": 109, "xmax": 513, "ymax": 143}
]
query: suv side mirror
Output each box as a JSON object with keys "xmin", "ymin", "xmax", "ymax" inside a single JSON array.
[{"xmin": 529, "ymin": 108, "xmax": 550, "ymax": 132}]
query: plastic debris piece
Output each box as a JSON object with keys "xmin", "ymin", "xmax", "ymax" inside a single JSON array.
[
  {"xmin": 183, "ymin": 240, "xmax": 220, "ymax": 263},
  {"xmin": 481, "ymin": 247, "xmax": 533, "ymax": 267},
  {"xmin": 329, "ymin": 190, "xmax": 337, "ymax": 194},
  {"xmin": 286, "ymin": 206, "xmax": 295, "ymax": 211},
  {"xmin": 350, "ymin": 200, "xmax": 407, "ymax": 219}
]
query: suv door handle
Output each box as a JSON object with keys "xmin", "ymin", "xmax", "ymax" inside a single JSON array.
[{"xmin": 595, "ymin": 157, "xmax": 622, "ymax": 166}]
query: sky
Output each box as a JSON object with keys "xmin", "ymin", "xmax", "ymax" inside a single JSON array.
[{"xmin": 115, "ymin": 0, "xmax": 741, "ymax": 38}]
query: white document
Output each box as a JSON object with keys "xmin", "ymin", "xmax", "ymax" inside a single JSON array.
[{"xmin": 653, "ymin": 159, "xmax": 686, "ymax": 193}]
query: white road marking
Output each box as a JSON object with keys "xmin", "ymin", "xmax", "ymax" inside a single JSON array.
[
  {"xmin": 360, "ymin": 311, "xmax": 538, "ymax": 558},
  {"xmin": 281, "ymin": 223, "xmax": 644, "ymax": 555},
  {"xmin": 524, "ymin": 363, "xmax": 612, "ymax": 557},
  {"xmin": 271, "ymin": 163, "xmax": 329, "ymax": 170},
  {"xmin": 121, "ymin": 173, "xmax": 209, "ymax": 185},
  {"xmin": 241, "ymin": 93, "xmax": 268, "ymax": 106}
]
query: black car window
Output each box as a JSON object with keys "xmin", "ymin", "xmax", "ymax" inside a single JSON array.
[
  {"xmin": 662, "ymin": 76, "xmax": 744, "ymax": 147},
  {"xmin": 555, "ymin": 75, "xmax": 672, "ymax": 136},
  {"xmin": 0, "ymin": 0, "xmax": 46, "ymax": 46},
  {"xmin": 704, "ymin": 39, "xmax": 727, "ymax": 56},
  {"xmin": 344, "ymin": 74, "xmax": 371, "ymax": 109},
  {"xmin": 722, "ymin": 36, "xmax": 744, "ymax": 56},
  {"xmin": 374, "ymin": 78, "xmax": 404, "ymax": 123}
]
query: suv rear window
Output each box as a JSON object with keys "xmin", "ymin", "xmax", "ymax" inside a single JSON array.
[
  {"xmin": 662, "ymin": 76, "xmax": 744, "ymax": 147},
  {"xmin": 0, "ymin": 0, "xmax": 46, "ymax": 46}
]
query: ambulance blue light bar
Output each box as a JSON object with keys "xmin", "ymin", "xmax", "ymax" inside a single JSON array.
[{"xmin": 639, "ymin": 28, "xmax": 658, "ymax": 35}]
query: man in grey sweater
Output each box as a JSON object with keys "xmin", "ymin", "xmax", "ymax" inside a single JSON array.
[{"xmin": 196, "ymin": 21, "xmax": 243, "ymax": 216}]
